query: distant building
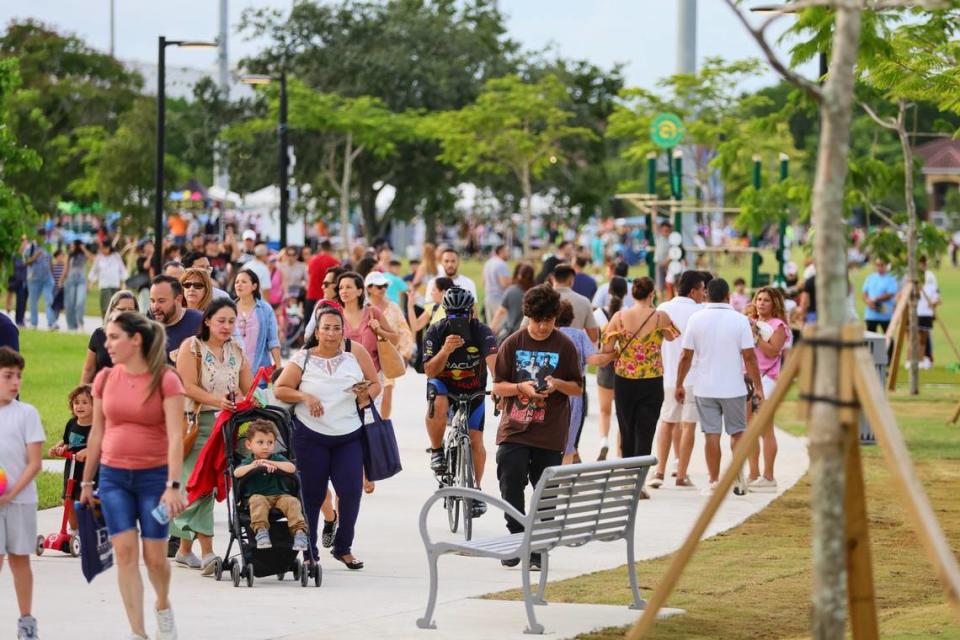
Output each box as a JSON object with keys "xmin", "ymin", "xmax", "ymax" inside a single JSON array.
[{"xmin": 916, "ymin": 138, "xmax": 960, "ymax": 226}]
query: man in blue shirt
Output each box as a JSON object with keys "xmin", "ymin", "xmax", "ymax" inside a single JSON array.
[{"xmin": 862, "ymin": 258, "xmax": 899, "ymax": 333}]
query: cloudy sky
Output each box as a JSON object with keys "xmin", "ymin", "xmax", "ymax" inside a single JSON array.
[{"xmin": 1, "ymin": 1, "xmax": 818, "ymax": 92}]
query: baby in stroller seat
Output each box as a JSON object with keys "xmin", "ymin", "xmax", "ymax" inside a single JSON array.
[{"xmin": 234, "ymin": 419, "xmax": 309, "ymax": 551}]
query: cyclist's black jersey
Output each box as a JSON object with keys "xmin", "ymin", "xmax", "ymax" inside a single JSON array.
[{"xmin": 423, "ymin": 318, "xmax": 498, "ymax": 394}]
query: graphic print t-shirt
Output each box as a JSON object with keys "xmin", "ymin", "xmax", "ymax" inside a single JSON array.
[
  {"xmin": 494, "ymin": 329, "xmax": 582, "ymax": 451},
  {"xmin": 423, "ymin": 319, "xmax": 498, "ymax": 394}
]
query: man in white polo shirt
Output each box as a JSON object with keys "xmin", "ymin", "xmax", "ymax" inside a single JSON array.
[
  {"xmin": 649, "ymin": 270, "xmax": 705, "ymax": 490},
  {"xmin": 675, "ymin": 277, "xmax": 762, "ymax": 496}
]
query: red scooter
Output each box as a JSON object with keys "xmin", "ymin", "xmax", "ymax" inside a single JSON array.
[{"xmin": 36, "ymin": 450, "xmax": 81, "ymax": 557}]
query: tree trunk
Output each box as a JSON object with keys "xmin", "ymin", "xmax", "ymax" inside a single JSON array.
[
  {"xmin": 424, "ymin": 208, "xmax": 438, "ymax": 245},
  {"xmin": 896, "ymin": 99, "xmax": 920, "ymax": 395},
  {"xmin": 339, "ymin": 131, "xmax": 353, "ymax": 256},
  {"xmin": 808, "ymin": 3, "xmax": 862, "ymax": 638},
  {"xmin": 521, "ymin": 162, "xmax": 532, "ymax": 257}
]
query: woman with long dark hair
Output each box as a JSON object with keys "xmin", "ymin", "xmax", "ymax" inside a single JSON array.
[
  {"xmin": 274, "ymin": 305, "xmax": 381, "ymax": 570},
  {"xmin": 335, "ymin": 272, "xmax": 398, "ymax": 376},
  {"xmin": 233, "ymin": 269, "xmax": 281, "ymax": 378},
  {"xmin": 172, "ymin": 298, "xmax": 252, "ymax": 573},
  {"xmin": 79, "ymin": 312, "xmax": 186, "ymax": 640},
  {"xmin": 601, "ymin": 277, "xmax": 678, "ymax": 461},
  {"xmin": 81, "ymin": 290, "xmax": 139, "ymax": 384}
]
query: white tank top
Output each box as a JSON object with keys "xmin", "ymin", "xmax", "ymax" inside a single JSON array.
[{"xmin": 290, "ymin": 347, "xmax": 364, "ymax": 436}]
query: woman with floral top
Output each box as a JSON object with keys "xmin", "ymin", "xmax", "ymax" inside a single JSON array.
[
  {"xmin": 601, "ymin": 276, "xmax": 678, "ymax": 460},
  {"xmin": 173, "ymin": 298, "xmax": 252, "ymax": 574}
]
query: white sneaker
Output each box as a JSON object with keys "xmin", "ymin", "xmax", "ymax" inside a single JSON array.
[
  {"xmin": 174, "ymin": 552, "xmax": 200, "ymax": 569},
  {"xmin": 920, "ymin": 357, "xmax": 932, "ymax": 370},
  {"xmin": 749, "ymin": 477, "xmax": 778, "ymax": 492},
  {"xmin": 701, "ymin": 481, "xmax": 718, "ymax": 496},
  {"xmin": 155, "ymin": 608, "xmax": 177, "ymax": 640}
]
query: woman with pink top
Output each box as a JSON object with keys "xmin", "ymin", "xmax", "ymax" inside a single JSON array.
[
  {"xmin": 79, "ymin": 312, "xmax": 186, "ymax": 640},
  {"xmin": 746, "ymin": 287, "xmax": 790, "ymax": 492}
]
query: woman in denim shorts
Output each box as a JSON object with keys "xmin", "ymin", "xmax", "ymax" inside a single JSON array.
[{"xmin": 80, "ymin": 312, "xmax": 187, "ymax": 640}]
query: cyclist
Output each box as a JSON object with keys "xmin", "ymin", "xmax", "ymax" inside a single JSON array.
[{"xmin": 423, "ymin": 287, "xmax": 498, "ymax": 514}]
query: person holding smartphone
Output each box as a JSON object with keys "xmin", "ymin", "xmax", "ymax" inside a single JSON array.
[{"xmin": 422, "ymin": 287, "xmax": 498, "ymax": 516}]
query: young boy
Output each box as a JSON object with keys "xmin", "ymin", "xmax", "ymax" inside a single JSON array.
[
  {"xmin": 48, "ymin": 384, "xmax": 93, "ymax": 532},
  {"xmin": 234, "ymin": 420, "xmax": 308, "ymax": 551},
  {"xmin": 0, "ymin": 347, "xmax": 44, "ymax": 639}
]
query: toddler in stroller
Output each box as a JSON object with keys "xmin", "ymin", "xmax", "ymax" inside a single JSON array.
[{"xmin": 234, "ymin": 420, "xmax": 309, "ymax": 551}]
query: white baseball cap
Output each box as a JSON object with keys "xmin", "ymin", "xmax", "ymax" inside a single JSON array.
[
  {"xmin": 364, "ymin": 271, "xmax": 389, "ymax": 288},
  {"xmin": 242, "ymin": 230, "xmax": 257, "ymax": 242}
]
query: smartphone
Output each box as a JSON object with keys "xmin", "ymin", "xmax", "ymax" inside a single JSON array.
[
  {"xmin": 448, "ymin": 316, "xmax": 471, "ymax": 341},
  {"xmin": 345, "ymin": 380, "xmax": 373, "ymax": 393},
  {"xmin": 535, "ymin": 381, "xmax": 549, "ymax": 393}
]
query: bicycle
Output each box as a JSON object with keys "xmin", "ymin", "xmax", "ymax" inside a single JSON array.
[{"xmin": 428, "ymin": 389, "xmax": 491, "ymax": 541}]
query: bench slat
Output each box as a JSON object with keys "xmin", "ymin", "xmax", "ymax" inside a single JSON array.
[
  {"xmin": 535, "ymin": 488, "xmax": 637, "ymax": 509},
  {"xmin": 530, "ymin": 519, "xmax": 629, "ymax": 542},
  {"xmin": 538, "ymin": 477, "xmax": 639, "ymax": 498},
  {"xmin": 531, "ymin": 498, "xmax": 635, "ymax": 521}
]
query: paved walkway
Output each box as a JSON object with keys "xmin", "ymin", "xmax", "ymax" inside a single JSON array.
[{"xmin": 10, "ymin": 344, "xmax": 809, "ymax": 639}]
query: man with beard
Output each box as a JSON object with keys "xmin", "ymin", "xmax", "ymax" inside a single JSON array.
[
  {"xmin": 149, "ymin": 275, "xmax": 203, "ymax": 363},
  {"xmin": 424, "ymin": 248, "xmax": 477, "ymax": 304}
]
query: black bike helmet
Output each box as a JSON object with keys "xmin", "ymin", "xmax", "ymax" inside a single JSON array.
[{"xmin": 442, "ymin": 286, "xmax": 474, "ymax": 314}]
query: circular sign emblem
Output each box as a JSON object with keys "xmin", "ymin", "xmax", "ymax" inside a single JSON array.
[{"xmin": 650, "ymin": 113, "xmax": 685, "ymax": 149}]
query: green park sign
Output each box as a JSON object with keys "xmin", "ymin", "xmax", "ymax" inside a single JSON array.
[{"xmin": 650, "ymin": 112, "xmax": 685, "ymax": 149}]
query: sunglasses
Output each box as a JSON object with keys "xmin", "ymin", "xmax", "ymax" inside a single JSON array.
[
  {"xmin": 322, "ymin": 280, "xmax": 336, "ymax": 287},
  {"xmin": 182, "ymin": 282, "xmax": 206, "ymax": 290},
  {"xmin": 368, "ymin": 284, "xmax": 388, "ymax": 290}
]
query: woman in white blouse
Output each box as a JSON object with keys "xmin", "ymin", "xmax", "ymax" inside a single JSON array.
[
  {"xmin": 274, "ymin": 304, "xmax": 379, "ymax": 570},
  {"xmin": 88, "ymin": 241, "xmax": 129, "ymax": 316}
]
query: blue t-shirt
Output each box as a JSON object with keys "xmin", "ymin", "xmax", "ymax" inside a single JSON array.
[
  {"xmin": 163, "ymin": 309, "xmax": 203, "ymax": 363},
  {"xmin": 25, "ymin": 245, "xmax": 53, "ymax": 282},
  {"xmin": 559, "ymin": 327, "xmax": 597, "ymax": 371},
  {"xmin": 862, "ymin": 272, "xmax": 898, "ymax": 321}
]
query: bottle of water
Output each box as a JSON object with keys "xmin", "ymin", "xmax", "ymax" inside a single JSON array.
[{"xmin": 151, "ymin": 502, "xmax": 169, "ymax": 525}]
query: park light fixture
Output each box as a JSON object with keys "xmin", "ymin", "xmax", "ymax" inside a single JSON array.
[
  {"xmin": 240, "ymin": 71, "xmax": 291, "ymax": 248},
  {"xmin": 154, "ymin": 36, "xmax": 218, "ymax": 273}
]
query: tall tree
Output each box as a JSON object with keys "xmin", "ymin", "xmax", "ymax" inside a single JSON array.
[
  {"xmin": 0, "ymin": 58, "xmax": 41, "ymax": 265},
  {"xmin": 239, "ymin": 0, "xmax": 517, "ymax": 241},
  {"xmin": 422, "ymin": 74, "xmax": 594, "ymax": 254},
  {"xmin": 0, "ymin": 20, "xmax": 141, "ymax": 212}
]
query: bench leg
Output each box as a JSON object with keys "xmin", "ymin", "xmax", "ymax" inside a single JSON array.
[
  {"xmin": 533, "ymin": 552, "xmax": 548, "ymax": 606},
  {"xmin": 416, "ymin": 551, "xmax": 440, "ymax": 629},
  {"xmin": 521, "ymin": 556, "xmax": 545, "ymax": 634},
  {"xmin": 626, "ymin": 535, "xmax": 646, "ymax": 610}
]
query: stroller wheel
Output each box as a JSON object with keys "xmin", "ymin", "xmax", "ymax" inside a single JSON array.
[
  {"xmin": 245, "ymin": 564, "xmax": 254, "ymax": 588},
  {"xmin": 300, "ymin": 564, "xmax": 309, "ymax": 587},
  {"xmin": 231, "ymin": 562, "xmax": 241, "ymax": 587},
  {"xmin": 69, "ymin": 535, "xmax": 81, "ymax": 557},
  {"xmin": 277, "ymin": 571, "xmax": 284, "ymax": 581},
  {"xmin": 313, "ymin": 563, "xmax": 322, "ymax": 588},
  {"xmin": 292, "ymin": 559, "xmax": 301, "ymax": 581},
  {"xmin": 213, "ymin": 557, "xmax": 224, "ymax": 581}
]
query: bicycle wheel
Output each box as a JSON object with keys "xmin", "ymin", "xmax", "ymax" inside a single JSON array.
[
  {"xmin": 445, "ymin": 444, "xmax": 459, "ymax": 533},
  {"xmin": 460, "ymin": 437, "xmax": 475, "ymax": 541}
]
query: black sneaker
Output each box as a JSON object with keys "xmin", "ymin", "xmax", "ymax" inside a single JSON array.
[
  {"xmin": 429, "ymin": 448, "xmax": 446, "ymax": 473},
  {"xmin": 501, "ymin": 557, "xmax": 520, "ymax": 568},
  {"xmin": 470, "ymin": 500, "xmax": 487, "ymax": 518},
  {"xmin": 322, "ymin": 512, "xmax": 338, "ymax": 549},
  {"xmin": 529, "ymin": 553, "xmax": 542, "ymax": 571}
]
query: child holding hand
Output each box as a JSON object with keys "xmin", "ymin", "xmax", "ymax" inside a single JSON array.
[{"xmin": 234, "ymin": 420, "xmax": 309, "ymax": 551}]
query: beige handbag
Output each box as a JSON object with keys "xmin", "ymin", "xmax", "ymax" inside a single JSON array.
[{"xmin": 377, "ymin": 337, "xmax": 406, "ymax": 379}]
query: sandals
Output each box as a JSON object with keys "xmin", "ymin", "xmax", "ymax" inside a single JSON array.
[{"xmin": 331, "ymin": 551, "xmax": 364, "ymax": 570}]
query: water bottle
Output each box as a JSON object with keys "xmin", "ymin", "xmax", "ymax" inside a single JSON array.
[{"xmin": 151, "ymin": 502, "xmax": 170, "ymax": 525}]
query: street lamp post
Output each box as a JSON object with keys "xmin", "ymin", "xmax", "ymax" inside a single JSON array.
[
  {"xmin": 241, "ymin": 72, "xmax": 290, "ymax": 248},
  {"xmin": 155, "ymin": 36, "xmax": 217, "ymax": 274}
]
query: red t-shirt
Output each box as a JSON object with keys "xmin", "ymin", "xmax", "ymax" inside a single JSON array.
[
  {"xmin": 306, "ymin": 252, "xmax": 340, "ymax": 301},
  {"xmin": 93, "ymin": 366, "xmax": 185, "ymax": 470}
]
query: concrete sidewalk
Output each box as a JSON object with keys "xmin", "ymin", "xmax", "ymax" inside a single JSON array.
[{"xmin": 13, "ymin": 368, "xmax": 809, "ymax": 640}]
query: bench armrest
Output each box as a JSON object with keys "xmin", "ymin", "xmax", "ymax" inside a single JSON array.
[{"xmin": 418, "ymin": 487, "xmax": 529, "ymax": 547}]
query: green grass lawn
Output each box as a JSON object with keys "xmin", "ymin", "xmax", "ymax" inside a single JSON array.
[{"xmin": 37, "ymin": 470, "xmax": 64, "ymax": 510}]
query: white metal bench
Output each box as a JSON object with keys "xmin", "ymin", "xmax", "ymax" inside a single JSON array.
[{"xmin": 416, "ymin": 455, "xmax": 657, "ymax": 634}]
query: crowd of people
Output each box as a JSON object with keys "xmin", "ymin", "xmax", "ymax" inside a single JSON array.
[{"xmin": 0, "ymin": 220, "xmax": 948, "ymax": 640}]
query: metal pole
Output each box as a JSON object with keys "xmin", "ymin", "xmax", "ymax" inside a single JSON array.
[
  {"xmin": 671, "ymin": 149, "xmax": 683, "ymax": 230},
  {"xmin": 778, "ymin": 153, "xmax": 789, "ymax": 285},
  {"xmin": 646, "ymin": 152, "xmax": 657, "ymax": 279},
  {"xmin": 278, "ymin": 70, "xmax": 289, "ymax": 249},
  {"xmin": 214, "ymin": 0, "xmax": 230, "ymax": 191},
  {"xmin": 154, "ymin": 36, "xmax": 166, "ymax": 275},
  {"xmin": 676, "ymin": 0, "xmax": 697, "ymax": 76},
  {"xmin": 109, "ymin": 0, "xmax": 115, "ymax": 57},
  {"xmin": 751, "ymin": 155, "xmax": 762, "ymax": 288}
]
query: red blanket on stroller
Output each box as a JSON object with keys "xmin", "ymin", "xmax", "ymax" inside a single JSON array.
[{"xmin": 185, "ymin": 366, "xmax": 273, "ymax": 505}]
